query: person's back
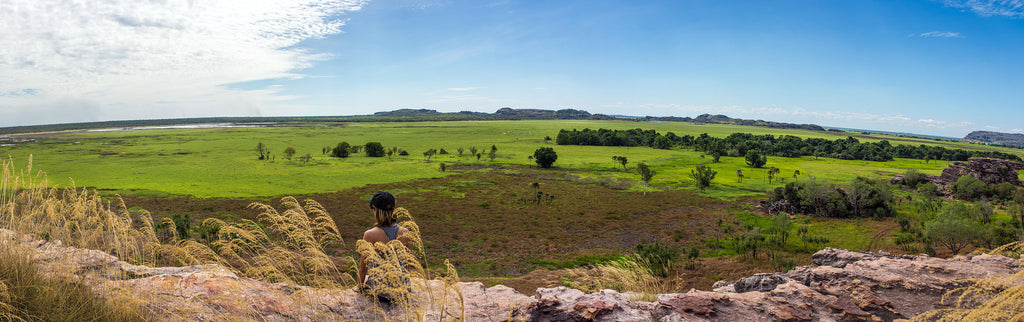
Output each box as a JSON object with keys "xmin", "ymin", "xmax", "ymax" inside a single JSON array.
[{"xmin": 357, "ymin": 191, "xmax": 411, "ymax": 304}]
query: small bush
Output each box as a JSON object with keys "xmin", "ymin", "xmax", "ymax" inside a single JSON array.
[{"xmin": 634, "ymin": 241, "xmax": 676, "ymax": 277}]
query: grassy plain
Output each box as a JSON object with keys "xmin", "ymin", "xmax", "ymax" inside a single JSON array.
[
  {"xmin": 3, "ymin": 120, "xmax": 1015, "ymax": 198},
  {"xmin": 3, "ymin": 120, "xmax": 1022, "ymax": 292}
]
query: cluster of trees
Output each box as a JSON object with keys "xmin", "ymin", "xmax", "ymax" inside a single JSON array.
[
  {"xmin": 765, "ymin": 177, "xmax": 893, "ymax": 218},
  {"xmin": 329, "ymin": 142, "xmax": 385, "ymax": 158},
  {"xmin": 896, "ymin": 196, "xmax": 1022, "ymax": 255},
  {"xmin": 952, "ymin": 175, "xmax": 1024, "ymax": 202},
  {"xmin": 556, "ymin": 128, "xmax": 1022, "ymax": 163}
]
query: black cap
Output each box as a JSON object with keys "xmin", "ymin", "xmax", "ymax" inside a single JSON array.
[{"xmin": 369, "ymin": 191, "xmax": 395, "ymax": 210}]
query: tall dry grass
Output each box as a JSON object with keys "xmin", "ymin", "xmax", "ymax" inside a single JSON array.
[
  {"xmin": 0, "ymin": 239, "xmax": 148, "ymax": 321},
  {"xmin": 914, "ymin": 241, "xmax": 1024, "ymax": 321},
  {"xmin": 356, "ymin": 207, "xmax": 466, "ymax": 320},
  {"xmin": 1, "ymin": 156, "xmax": 467, "ymax": 319},
  {"xmin": 561, "ymin": 255, "xmax": 674, "ymax": 302}
]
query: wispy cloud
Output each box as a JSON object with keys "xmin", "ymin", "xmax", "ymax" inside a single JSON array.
[
  {"xmin": 938, "ymin": 0, "xmax": 1024, "ymax": 18},
  {"xmin": 1011, "ymin": 129, "xmax": 1024, "ymax": 133},
  {"xmin": 0, "ymin": 0, "xmax": 366, "ymax": 126},
  {"xmin": 918, "ymin": 31, "xmax": 965, "ymax": 38},
  {"xmin": 447, "ymin": 87, "xmax": 486, "ymax": 91}
]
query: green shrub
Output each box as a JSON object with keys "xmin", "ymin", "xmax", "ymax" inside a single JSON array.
[
  {"xmin": 634, "ymin": 241, "xmax": 676, "ymax": 277},
  {"xmin": 902, "ymin": 169, "xmax": 927, "ymax": 187}
]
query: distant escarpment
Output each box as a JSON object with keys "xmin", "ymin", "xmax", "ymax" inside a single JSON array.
[
  {"xmin": 0, "ymin": 108, "xmax": 825, "ymax": 135},
  {"xmin": 645, "ymin": 113, "xmax": 826, "ymax": 131},
  {"xmin": 964, "ymin": 131, "xmax": 1024, "ymax": 148},
  {"xmin": 8, "ymin": 228, "xmax": 1018, "ymax": 321}
]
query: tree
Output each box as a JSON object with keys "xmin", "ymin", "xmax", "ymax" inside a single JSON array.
[
  {"xmin": 710, "ymin": 150, "xmax": 721, "ymax": 163},
  {"xmin": 256, "ymin": 141, "xmax": 270, "ymax": 160},
  {"xmin": 690, "ymin": 163, "xmax": 717, "ymax": 192},
  {"xmin": 423, "ymin": 148, "xmax": 437, "ymax": 161},
  {"xmin": 387, "ymin": 147, "xmax": 398, "ymax": 160},
  {"xmin": 637, "ymin": 162, "xmax": 656, "ymax": 196},
  {"xmin": 283, "ymin": 147, "xmax": 296, "ymax": 160},
  {"xmin": 299, "ymin": 154, "xmax": 312, "ymax": 163},
  {"xmin": 925, "ymin": 204, "xmax": 986, "ymax": 255},
  {"xmin": 457, "ymin": 147, "xmax": 465, "ymax": 156},
  {"xmin": 745, "ymin": 150, "xmax": 767, "ymax": 168},
  {"xmin": 488, "ymin": 150, "xmax": 497, "ymax": 162},
  {"xmin": 652, "ymin": 135, "xmax": 673, "ymax": 149},
  {"xmin": 469, "ymin": 146, "xmax": 478, "ymax": 156},
  {"xmin": 533, "ymin": 147, "xmax": 558, "ymax": 168},
  {"xmin": 490, "ymin": 145, "xmax": 498, "ymax": 154},
  {"xmin": 439, "ymin": 162, "xmax": 447, "ymax": 172},
  {"xmin": 331, "ymin": 142, "xmax": 351, "ymax": 158},
  {"xmin": 612, "ymin": 156, "xmax": 628, "ymax": 170},
  {"xmin": 364, "ymin": 142, "xmax": 385, "ymax": 157},
  {"xmin": 767, "ymin": 167, "xmax": 779, "ymax": 184}
]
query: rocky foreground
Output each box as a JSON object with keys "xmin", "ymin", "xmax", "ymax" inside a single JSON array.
[{"xmin": 4, "ymin": 228, "xmax": 1019, "ymax": 321}]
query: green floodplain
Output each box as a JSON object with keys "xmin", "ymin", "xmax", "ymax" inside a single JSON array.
[
  {"xmin": 3, "ymin": 119, "xmax": 1024, "ymax": 286},
  {"xmin": 2, "ymin": 120, "xmax": 1013, "ymax": 198}
]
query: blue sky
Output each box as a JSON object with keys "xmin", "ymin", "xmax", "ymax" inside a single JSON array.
[{"xmin": 1, "ymin": 0, "xmax": 1023, "ymax": 137}]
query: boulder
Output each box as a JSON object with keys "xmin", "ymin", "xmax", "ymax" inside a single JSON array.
[{"xmin": 931, "ymin": 157, "xmax": 1024, "ymax": 187}]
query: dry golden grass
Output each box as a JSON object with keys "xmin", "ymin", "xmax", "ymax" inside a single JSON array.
[
  {"xmin": 355, "ymin": 207, "xmax": 466, "ymax": 320},
  {"xmin": 0, "ymin": 238, "xmax": 148, "ymax": 321},
  {"xmin": 561, "ymin": 256, "xmax": 674, "ymax": 302},
  {"xmin": 1, "ymin": 156, "xmax": 469, "ymax": 319},
  {"xmin": 914, "ymin": 241, "xmax": 1024, "ymax": 321}
]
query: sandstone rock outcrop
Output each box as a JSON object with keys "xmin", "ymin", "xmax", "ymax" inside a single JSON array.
[
  {"xmin": 931, "ymin": 157, "xmax": 1024, "ymax": 187},
  {"xmin": 3, "ymin": 229, "xmax": 1020, "ymax": 321}
]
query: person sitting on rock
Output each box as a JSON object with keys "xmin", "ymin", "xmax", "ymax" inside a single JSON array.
[{"xmin": 357, "ymin": 191, "xmax": 412, "ymax": 303}]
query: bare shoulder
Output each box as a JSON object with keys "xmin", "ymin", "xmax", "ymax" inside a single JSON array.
[{"xmin": 363, "ymin": 227, "xmax": 386, "ymax": 243}]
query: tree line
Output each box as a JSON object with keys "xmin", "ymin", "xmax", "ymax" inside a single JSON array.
[{"xmin": 555, "ymin": 128, "xmax": 1022, "ymax": 163}]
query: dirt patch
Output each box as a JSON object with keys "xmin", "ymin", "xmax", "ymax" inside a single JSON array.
[{"xmin": 117, "ymin": 166, "xmax": 794, "ymax": 293}]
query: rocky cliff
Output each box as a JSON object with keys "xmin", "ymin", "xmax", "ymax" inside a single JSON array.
[
  {"xmin": 4, "ymin": 229, "xmax": 1019, "ymax": 321},
  {"xmin": 930, "ymin": 157, "xmax": 1024, "ymax": 187}
]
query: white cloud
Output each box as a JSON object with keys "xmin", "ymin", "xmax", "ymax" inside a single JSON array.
[
  {"xmin": 0, "ymin": 0, "xmax": 365, "ymax": 126},
  {"xmin": 919, "ymin": 31, "xmax": 965, "ymax": 38},
  {"xmin": 1011, "ymin": 129, "xmax": 1024, "ymax": 133},
  {"xmin": 939, "ymin": 0, "xmax": 1024, "ymax": 18}
]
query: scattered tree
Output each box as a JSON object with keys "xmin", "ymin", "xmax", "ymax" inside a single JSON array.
[
  {"xmin": 710, "ymin": 150, "xmax": 722, "ymax": 163},
  {"xmin": 350, "ymin": 145, "xmax": 363, "ymax": 154},
  {"xmin": 256, "ymin": 141, "xmax": 270, "ymax": 160},
  {"xmin": 439, "ymin": 148, "xmax": 449, "ymax": 155},
  {"xmin": 533, "ymin": 147, "xmax": 558, "ymax": 168},
  {"xmin": 439, "ymin": 162, "xmax": 447, "ymax": 172},
  {"xmin": 283, "ymin": 147, "xmax": 296, "ymax": 160},
  {"xmin": 488, "ymin": 150, "xmax": 497, "ymax": 162},
  {"xmin": 457, "ymin": 147, "xmax": 465, "ymax": 156},
  {"xmin": 745, "ymin": 150, "xmax": 767, "ymax": 168},
  {"xmin": 767, "ymin": 167, "xmax": 779, "ymax": 184},
  {"xmin": 299, "ymin": 154, "xmax": 312, "ymax": 163},
  {"xmin": 469, "ymin": 146, "xmax": 478, "ymax": 156},
  {"xmin": 690, "ymin": 163, "xmax": 717, "ymax": 192},
  {"xmin": 476, "ymin": 153, "xmax": 482, "ymax": 161},
  {"xmin": 423, "ymin": 149, "xmax": 437, "ymax": 161},
  {"xmin": 331, "ymin": 142, "xmax": 351, "ymax": 158},
  {"xmin": 612, "ymin": 156, "xmax": 628, "ymax": 170},
  {"xmin": 637, "ymin": 162, "xmax": 656, "ymax": 196},
  {"xmin": 364, "ymin": 142, "xmax": 385, "ymax": 157}
]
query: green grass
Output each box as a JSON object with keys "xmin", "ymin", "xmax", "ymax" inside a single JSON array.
[{"xmin": 2, "ymin": 120, "xmax": 1020, "ymax": 198}]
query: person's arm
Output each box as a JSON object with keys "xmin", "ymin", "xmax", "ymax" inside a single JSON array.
[
  {"xmin": 357, "ymin": 256, "xmax": 367, "ymax": 286},
  {"xmin": 357, "ymin": 230, "xmax": 371, "ymax": 287}
]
